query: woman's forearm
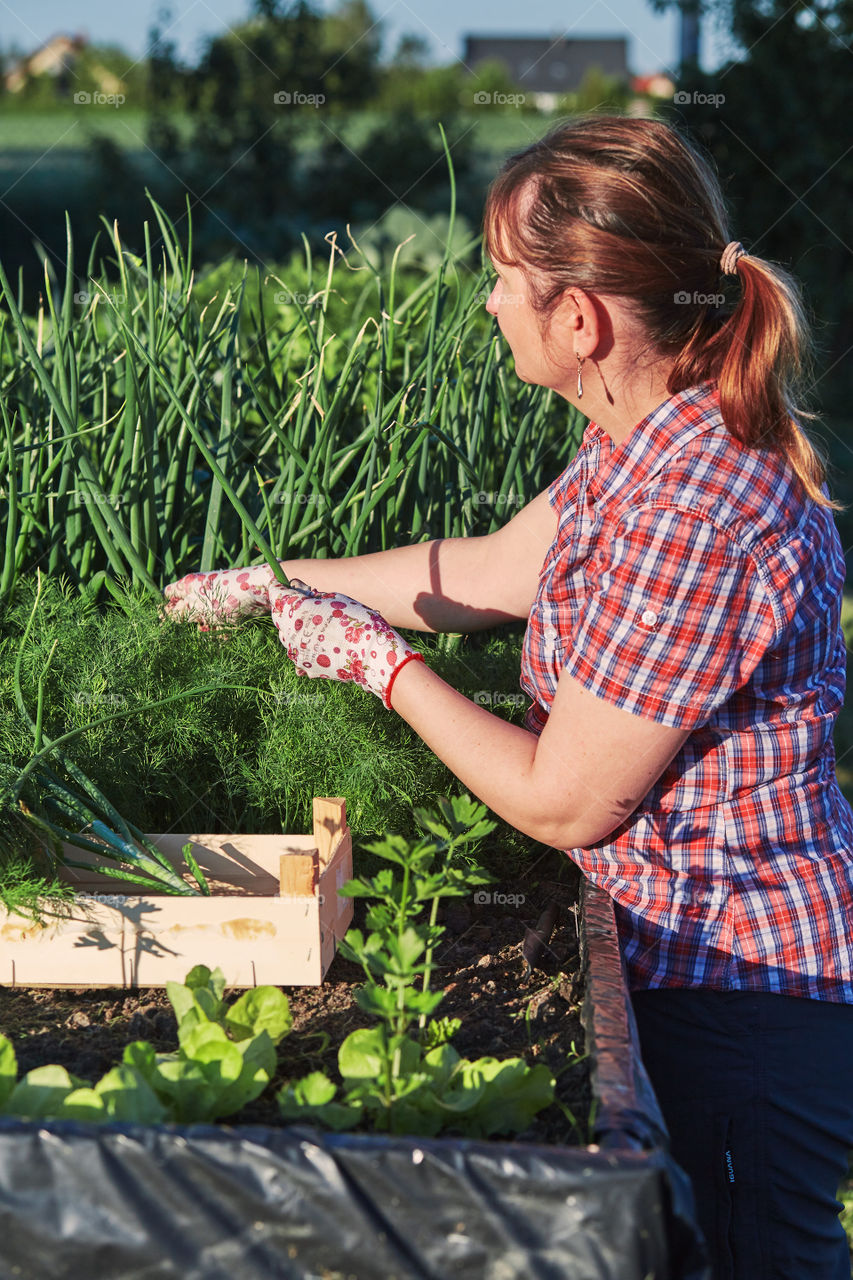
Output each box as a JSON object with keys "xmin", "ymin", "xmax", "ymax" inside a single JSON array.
[
  {"xmin": 280, "ymin": 537, "xmax": 523, "ymax": 633},
  {"xmin": 386, "ymin": 652, "xmax": 564, "ymax": 847}
]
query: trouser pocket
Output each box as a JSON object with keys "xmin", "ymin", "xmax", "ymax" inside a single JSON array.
[{"xmin": 712, "ymin": 1112, "xmax": 737, "ymax": 1280}]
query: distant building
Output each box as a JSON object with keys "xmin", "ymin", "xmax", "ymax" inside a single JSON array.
[
  {"xmin": 464, "ymin": 34, "xmax": 628, "ymax": 108},
  {"xmin": 5, "ymin": 34, "xmax": 87, "ymax": 94},
  {"xmin": 631, "ymin": 73, "xmax": 676, "ymax": 99},
  {"xmin": 4, "ymin": 34, "xmax": 124, "ymax": 98}
]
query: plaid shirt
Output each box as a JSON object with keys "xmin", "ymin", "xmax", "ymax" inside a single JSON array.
[{"xmin": 521, "ymin": 382, "xmax": 853, "ymax": 1002}]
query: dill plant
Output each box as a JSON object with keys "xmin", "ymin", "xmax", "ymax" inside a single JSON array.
[{"xmin": 0, "ymin": 576, "xmax": 537, "ymax": 892}]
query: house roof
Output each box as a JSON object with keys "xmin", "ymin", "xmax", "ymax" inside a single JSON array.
[{"xmin": 464, "ymin": 34, "xmax": 628, "ymax": 93}]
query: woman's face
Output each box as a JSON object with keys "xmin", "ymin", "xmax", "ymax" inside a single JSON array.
[{"xmin": 485, "ymin": 260, "xmax": 572, "ymax": 392}]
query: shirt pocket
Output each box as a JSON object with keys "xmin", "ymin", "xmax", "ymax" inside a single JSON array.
[{"xmin": 540, "ymin": 622, "xmax": 568, "ymax": 668}]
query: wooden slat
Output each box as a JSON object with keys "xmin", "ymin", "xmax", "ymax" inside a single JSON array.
[
  {"xmin": 0, "ymin": 897, "xmax": 323, "ymax": 987},
  {"xmin": 313, "ymin": 797, "xmax": 346, "ymax": 869},
  {"xmin": 279, "ymin": 852, "xmax": 317, "ymax": 897}
]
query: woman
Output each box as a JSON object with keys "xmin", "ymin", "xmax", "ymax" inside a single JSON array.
[{"xmin": 164, "ymin": 115, "xmax": 853, "ymax": 1279}]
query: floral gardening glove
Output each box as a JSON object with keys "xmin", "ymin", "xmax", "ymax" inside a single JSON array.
[
  {"xmin": 268, "ymin": 579, "xmax": 424, "ymax": 709},
  {"xmin": 162, "ymin": 564, "xmax": 279, "ymax": 628}
]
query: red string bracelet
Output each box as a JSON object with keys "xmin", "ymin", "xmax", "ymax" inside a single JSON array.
[{"xmin": 383, "ymin": 651, "xmax": 426, "ymax": 709}]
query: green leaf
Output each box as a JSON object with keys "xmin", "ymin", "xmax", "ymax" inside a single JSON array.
[
  {"xmin": 181, "ymin": 1022, "xmax": 244, "ymax": 1081},
  {"xmin": 385, "ymin": 926, "xmax": 426, "ymax": 974},
  {"xmin": 0, "ymin": 1037, "xmax": 18, "ymax": 1109},
  {"xmin": 339, "ymin": 929, "xmax": 389, "ymax": 975},
  {"xmin": 58, "ymin": 1087, "xmax": 106, "ymax": 1122},
  {"xmin": 122, "ymin": 1039, "xmax": 157, "ymax": 1079},
  {"xmin": 182, "ymin": 1023, "xmax": 274, "ymax": 1119},
  {"xmin": 423, "ymin": 1042, "xmax": 461, "ymax": 1090},
  {"xmin": 363, "ymin": 902, "xmax": 395, "ymax": 933},
  {"xmin": 285, "ymin": 1071, "xmax": 337, "ymax": 1107},
  {"xmin": 448, "ymin": 1058, "xmax": 555, "ymax": 1138},
  {"xmin": 167, "ymin": 968, "xmax": 226, "ymax": 1047},
  {"xmin": 357, "ymin": 834, "xmax": 414, "ymax": 867},
  {"xmin": 386, "ymin": 1099, "xmax": 443, "ymax": 1138},
  {"xmin": 181, "ymin": 842, "xmax": 211, "ymax": 896},
  {"xmin": 165, "ymin": 980, "xmax": 201, "ymax": 1036},
  {"xmin": 420, "ymin": 1016, "xmax": 462, "ymax": 1050},
  {"xmin": 95, "ymin": 1065, "xmax": 168, "ymax": 1123},
  {"xmin": 338, "ymin": 1026, "xmax": 389, "ymax": 1080},
  {"xmin": 397, "ymin": 988, "xmax": 444, "ymax": 1019},
  {"xmin": 7, "ymin": 1064, "xmax": 75, "ymax": 1118},
  {"xmin": 186, "ymin": 965, "xmax": 226, "ymax": 1004},
  {"xmin": 150, "ymin": 1055, "xmax": 215, "ymax": 1123},
  {"xmin": 411, "ymin": 811, "xmax": 452, "ymax": 842},
  {"xmin": 388, "ymin": 1035, "xmax": 423, "ymax": 1078},
  {"xmin": 354, "ymin": 984, "xmax": 400, "ymax": 1021},
  {"xmin": 277, "ymin": 1075, "xmax": 361, "ymax": 1131},
  {"xmin": 224, "ymin": 987, "xmax": 292, "ymax": 1045}
]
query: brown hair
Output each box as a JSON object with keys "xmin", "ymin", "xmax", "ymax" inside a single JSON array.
[{"xmin": 483, "ymin": 115, "xmax": 840, "ymax": 511}]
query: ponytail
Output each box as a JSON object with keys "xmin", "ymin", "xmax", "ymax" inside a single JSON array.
[
  {"xmin": 483, "ymin": 115, "xmax": 842, "ymax": 511},
  {"xmin": 669, "ymin": 253, "xmax": 840, "ymax": 510}
]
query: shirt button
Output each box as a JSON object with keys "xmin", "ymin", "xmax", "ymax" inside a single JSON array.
[
  {"xmin": 543, "ymin": 624, "xmax": 559, "ymax": 641},
  {"xmin": 641, "ymin": 609, "xmax": 658, "ymax": 626}
]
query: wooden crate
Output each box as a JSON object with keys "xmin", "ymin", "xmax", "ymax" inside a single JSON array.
[{"xmin": 0, "ymin": 798, "xmax": 353, "ymax": 989}]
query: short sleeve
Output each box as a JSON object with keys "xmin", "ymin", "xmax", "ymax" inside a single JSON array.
[
  {"xmin": 547, "ymin": 469, "xmax": 566, "ymax": 509},
  {"xmin": 562, "ymin": 503, "xmax": 778, "ymax": 729}
]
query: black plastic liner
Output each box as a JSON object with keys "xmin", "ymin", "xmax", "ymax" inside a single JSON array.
[{"xmin": 0, "ymin": 881, "xmax": 710, "ymax": 1280}]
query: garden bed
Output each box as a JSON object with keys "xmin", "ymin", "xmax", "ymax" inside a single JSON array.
[
  {"xmin": 0, "ymin": 853, "xmax": 590, "ymax": 1141},
  {"xmin": 0, "ymin": 877, "xmax": 708, "ymax": 1279}
]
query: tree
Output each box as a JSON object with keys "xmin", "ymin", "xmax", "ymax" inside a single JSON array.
[{"xmin": 153, "ymin": 0, "xmax": 387, "ymax": 252}]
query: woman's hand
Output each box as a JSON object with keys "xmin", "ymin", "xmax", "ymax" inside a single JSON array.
[
  {"xmin": 268, "ymin": 580, "xmax": 424, "ymax": 708},
  {"xmin": 162, "ymin": 565, "xmax": 277, "ymax": 628}
]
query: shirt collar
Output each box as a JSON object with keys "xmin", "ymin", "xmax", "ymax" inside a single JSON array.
[{"xmin": 586, "ymin": 381, "xmax": 722, "ymax": 507}]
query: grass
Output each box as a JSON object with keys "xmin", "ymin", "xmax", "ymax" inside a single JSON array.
[
  {"xmin": 0, "ymin": 106, "xmax": 546, "ymax": 158},
  {"xmin": 842, "ymin": 1177, "xmax": 853, "ymax": 1264},
  {"xmin": 0, "ymin": 107, "xmax": 153, "ymax": 149}
]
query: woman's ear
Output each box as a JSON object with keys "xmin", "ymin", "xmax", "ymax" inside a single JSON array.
[{"xmin": 544, "ymin": 287, "xmax": 600, "ymax": 368}]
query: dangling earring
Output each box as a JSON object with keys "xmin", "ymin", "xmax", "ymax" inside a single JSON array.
[{"xmin": 576, "ymin": 353, "xmax": 584, "ymax": 399}]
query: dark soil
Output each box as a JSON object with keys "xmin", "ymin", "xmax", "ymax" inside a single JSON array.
[{"xmin": 0, "ymin": 854, "xmax": 591, "ymax": 1143}]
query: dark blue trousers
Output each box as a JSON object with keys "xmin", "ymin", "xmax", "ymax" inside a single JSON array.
[{"xmin": 630, "ymin": 989, "xmax": 853, "ymax": 1280}]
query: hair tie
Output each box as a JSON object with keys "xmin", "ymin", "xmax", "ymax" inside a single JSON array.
[{"xmin": 720, "ymin": 241, "xmax": 746, "ymax": 275}]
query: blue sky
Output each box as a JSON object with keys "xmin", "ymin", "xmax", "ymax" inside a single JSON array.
[{"xmin": 0, "ymin": 1, "xmax": 738, "ymax": 76}]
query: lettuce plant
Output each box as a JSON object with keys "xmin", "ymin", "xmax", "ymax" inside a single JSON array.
[{"xmin": 0, "ymin": 965, "xmax": 291, "ymax": 1124}]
